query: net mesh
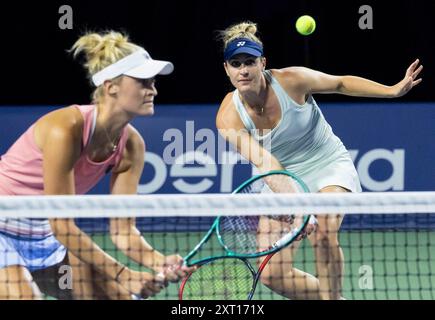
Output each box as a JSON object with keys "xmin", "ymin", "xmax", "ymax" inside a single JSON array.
[{"xmin": 0, "ymin": 192, "xmax": 434, "ymax": 300}]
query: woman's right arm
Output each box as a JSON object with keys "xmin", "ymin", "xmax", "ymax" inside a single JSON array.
[
  {"xmin": 216, "ymin": 94, "xmax": 298, "ymax": 193},
  {"xmin": 36, "ymin": 108, "xmax": 164, "ymax": 297},
  {"xmin": 217, "ymin": 95, "xmax": 317, "ymax": 236}
]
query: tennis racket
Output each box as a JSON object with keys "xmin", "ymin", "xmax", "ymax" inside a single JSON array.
[{"xmin": 178, "ymin": 170, "xmax": 312, "ymax": 300}]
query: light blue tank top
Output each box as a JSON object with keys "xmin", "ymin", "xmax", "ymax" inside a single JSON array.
[{"xmin": 233, "ymin": 70, "xmax": 349, "ymax": 177}]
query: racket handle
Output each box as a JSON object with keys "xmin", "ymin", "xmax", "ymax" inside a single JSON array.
[
  {"xmin": 308, "ymin": 215, "xmax": 318, "ymax": 225},
  {"xmin": 273, "ymin": 229, "xmax": 299, "ymax": 248},
  {"xmin": 274, "ymin": 215, "xmax": 316, "ymax": 247},
  {"xmin": 156, "ymin": 271, "xmax": 165, "ymax": 281},
  {"xmin": 155, "ymin": 271, "xmax": 166, "ymax": 289},
  {"xmin": 128, "ymin": 272, "xmax": 167, "ymax": 300}
]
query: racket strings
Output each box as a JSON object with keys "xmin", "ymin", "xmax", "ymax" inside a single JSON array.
[
  {"xmin": 219, "ymin": 216, "xmax": 260, "ymax": 254},
  {"xmin": 182, "ymin": 259, "xmax": 253, "ymax": 300},
  {"xmin": 219, "ymin": 215, "xmax": 306, "ymax": 255}
]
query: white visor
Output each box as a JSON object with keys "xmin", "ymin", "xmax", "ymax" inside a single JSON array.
[{"xmin": 91, "ymin": 48, "xmax": 174, "ymax": 86}]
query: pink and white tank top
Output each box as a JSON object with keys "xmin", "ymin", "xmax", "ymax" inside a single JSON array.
[{"xmin": 0, "ymin": 105, "xmax": 129, "ymax": 239}]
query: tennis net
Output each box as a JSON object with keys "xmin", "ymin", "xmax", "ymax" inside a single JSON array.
[{"xmin": 0, "ymin": 192, "xmax": 434, "ymax": 300}]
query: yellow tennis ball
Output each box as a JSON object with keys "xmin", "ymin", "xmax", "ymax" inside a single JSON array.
[{"xmin": 296, "ymin": 15, "xmax": 316, "ymax": 36}]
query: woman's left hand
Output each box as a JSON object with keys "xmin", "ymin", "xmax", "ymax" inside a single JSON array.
[
  {"xmin": 391, "ymin": 59, "xmax": 423, "ymax": 97},
  {"xmin": 158, "ymin": 254, "xmax": 197, "ymax": 283}
]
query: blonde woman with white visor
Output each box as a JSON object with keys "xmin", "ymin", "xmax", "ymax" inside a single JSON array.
[{"xmin": 0, "ymin": 31, "xmax": 194, "ymax": 300}]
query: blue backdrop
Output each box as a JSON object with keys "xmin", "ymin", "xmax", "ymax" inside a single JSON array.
[{"xmin": 1, "ymin": 103, "xmax": 434, "ymax": 230}]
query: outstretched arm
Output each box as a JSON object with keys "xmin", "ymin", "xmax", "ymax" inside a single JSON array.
[{"xmin": 288, "ymin": 59, "xmax": 423, "ymax": 98}]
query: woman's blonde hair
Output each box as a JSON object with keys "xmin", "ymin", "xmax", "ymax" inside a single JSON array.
[
  {"xmin": 219, "ymin": 21, "xmax": 263, "ymax": 50},
  {"xmin": 70, "ymin": 31, "xmax": 142, "ymax": 103}
]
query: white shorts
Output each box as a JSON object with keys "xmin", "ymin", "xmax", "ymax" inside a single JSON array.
[
  {"xmin": 0, "ymin": 232, "xmax": 67, "ymax": 272},
  {"xmin": 295, "ymin": 154, "xmax": 362, "ymax": 193}
]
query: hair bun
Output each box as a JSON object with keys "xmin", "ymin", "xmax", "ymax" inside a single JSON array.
[{"xmin": 219, "ymin": 21, "xmax": 262, "ymax": 50}]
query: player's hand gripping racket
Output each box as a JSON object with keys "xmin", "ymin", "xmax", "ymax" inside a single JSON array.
[{"xmin": 178, "ymin": 170, "xmax": 313, "ymax": 300}]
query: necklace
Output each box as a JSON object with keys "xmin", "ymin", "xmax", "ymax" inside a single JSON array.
[
  {"xmin": 101, "ymin": 123, "xmax": 119, "ymax": 152},
  {"xmin": 239, "ymin": 93, "xmax": 265, "ymax": 115},
  {"xmin": 239, "ymin": 82, "xmax": 268, "ymax": 115},
  {"xmin": 95, "ymin": 105, "xmax": 119, "ymax": 153}
]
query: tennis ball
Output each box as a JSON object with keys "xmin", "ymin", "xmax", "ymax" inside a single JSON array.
[{"xmin": 296, "ymin": 15, "xmax": 316, "ymax": 36}]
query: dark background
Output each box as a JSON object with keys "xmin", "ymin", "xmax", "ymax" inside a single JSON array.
[{"xmin": 0, "ymin": 0, "xmax": 433, "ymax": 105}]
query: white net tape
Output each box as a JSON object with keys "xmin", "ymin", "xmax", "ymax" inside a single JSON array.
[{"xmin": 0, "ymin": 192, "xmax": 434, "ymax": 218}]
